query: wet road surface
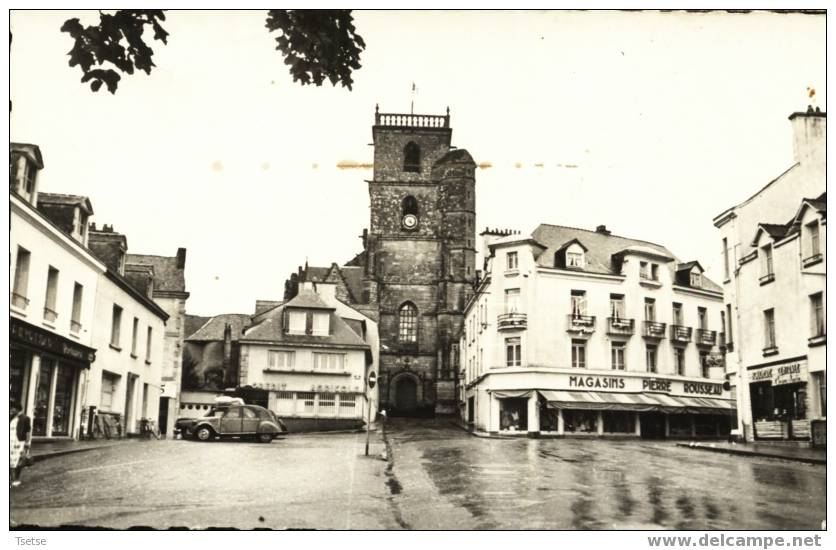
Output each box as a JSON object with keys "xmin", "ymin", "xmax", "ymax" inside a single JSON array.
[
  {"xmin": 384, "ymin": 419, "xmax": 826, "ymax": 530},
  {"xmin": 11, "ymin": 432, "xmax": 394, "ymax": 529},
  {"xmin": 11, "ymin": 420, "xmax": 825, "ymax": 530}
]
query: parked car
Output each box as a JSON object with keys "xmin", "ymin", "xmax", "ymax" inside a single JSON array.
[{"xmin": 174, "ymin": 403, "xmax": 288, "ymax": 443}]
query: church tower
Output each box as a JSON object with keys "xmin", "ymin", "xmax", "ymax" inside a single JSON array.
[{"xmin": 364, "ymin": 106, "xmax": 476, "ymax": 415}]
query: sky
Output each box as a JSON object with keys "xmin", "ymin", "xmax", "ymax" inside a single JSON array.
[{"xmin": 10, "ymin": 10, "xmax": 826, "ymax": 315}]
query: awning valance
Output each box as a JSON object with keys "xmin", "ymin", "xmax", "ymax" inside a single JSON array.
[
  {"xmin": 539, "ymin": 390, "xmax": 736, "ymax": 415},
  {"xmin": 491, "ymin": 389, "xmax": 536, "ymax": 399}
]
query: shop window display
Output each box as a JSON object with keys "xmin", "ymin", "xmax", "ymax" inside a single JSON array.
[
  {"xmin": 602, "ymin": 411, "xmax": 633, "ymax": 433},
  {"xmin": 500, "ymin": 398, "xmax": 528, "ymax": 431},
  {"xmin": 563, "ymin": 409, "xmax": 597, "ymax": 433}
]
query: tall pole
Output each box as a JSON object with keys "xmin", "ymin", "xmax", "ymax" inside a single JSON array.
[{"xmin": 364, "ymin": 395, "xmax": 372, "ymax": 456}]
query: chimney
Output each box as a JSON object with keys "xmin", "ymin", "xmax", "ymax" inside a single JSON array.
[
  {"xmin": 789, "ymin": 107, "xmax": 826, "ymax": 166},
  {"xmin": 176, "ymin": 247, "xmax": 187, "ymax": 269},
  {"xmin": 596, "ymin": 225, "xmax": 611, "ymax": 235},
  {"xmin": 88, "ymin": 225, "xmax": 128, "ymax": 275}
]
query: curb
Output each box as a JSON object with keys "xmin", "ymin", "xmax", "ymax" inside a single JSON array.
[
  {"xmin": 676, "ymin": 443, "xmax": 826, "ymax": 465},
  {"xmin": 30, "ymin": 444, "xmax": 118, "ymax": 463},
  {"xmin": 447, "ymin": 419, "xmax": 516, "ymax": 439}
]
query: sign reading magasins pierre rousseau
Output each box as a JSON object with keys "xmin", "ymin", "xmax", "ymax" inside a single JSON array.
[{"xmin": 568, "ymin": 374, "xmax": 724, "ymax": 396}]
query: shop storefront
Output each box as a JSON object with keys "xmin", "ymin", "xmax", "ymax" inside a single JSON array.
[
  {"xmin": 10, "ymin": 318, "xmax": 96, "ymax": 439},
  {"xmin": 470, "ymin": 370, "xmax": 736, "ymax": 438},
  {"xmin": 748, "ymin": 359, "xmax": 813, "ymax": 440}
]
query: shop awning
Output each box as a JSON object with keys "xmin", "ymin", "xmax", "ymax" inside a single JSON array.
[{"xmin": 538, "ymin": 390, "xmax": 736, "ymax": 415}]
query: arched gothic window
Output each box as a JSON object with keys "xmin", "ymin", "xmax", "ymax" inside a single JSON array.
[
  {"xmin": 402, "ymin": 195, "xmax": 419, "ymax": 217},
  {"xmin": 398, "ymin": 302, "xmax": 418, "ymax": 343},
  {"xmin": 403, "ymin": 142, "xmax": 421, "ymax": 172}
]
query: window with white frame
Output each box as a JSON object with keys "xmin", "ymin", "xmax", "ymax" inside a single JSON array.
[
  {"xmin": 697, "ymin": 307, "xmax": 707, "ymax": 330},
  {"xmin": 640, "ymin": 261, "xmax": 650, "ymax": 279},
  {"xmin": 146, "ymin": 326, "xmax": 153, "ymax": 362},
  {"xmin": 722, "ymin": 237, "xmax": 730, "ymax": 280},
  {"xmin": 288, "ymin": 310, "xmax": 306, "ymax": 334},
  {"xmin": 699, "ymin": 351, "xmax": 710, "ymax": 378},
  {"xmin": 611, "ymin": 342, "xmax": 625, "ymax": 370},
  {"xmin": 646, "ymin": 344, "xmax": 658, "ymax": 373},
  {"xmin": 71, "ymin": 283, "xmax": 83, "ymax": 332},
  {"xmin": 674, "ymin": 347, "xmax": 686, "ymax": 376},
  {"xmin": 810, "ymin": 293, "xmax": 825, "ymax": 337},
  {"xmin": 504, "ymin": 288, "xmax": 520, "ymax": 313},
  {"xmin": 806, "ymin": 221, "xmax": 821, "ymax": 258},
  {"xmin": 313, "ymin": 353, "xmax": 344, "ymax": 371},
  {"xmin": 312, "ymin": 312, "xmax": 330, "ymax": 336},
  {"xmin": 44, "ymin": 266, "xmax": 59, "ymax": 323},
  {"xmin": 505, "ymin": 337, "xmax": 521, "ymax": 367},
  {"xmin": 570, "ymin": 290, "xmax": 587, "ymax": 317},
  {"xmin": 761, "ymin": 244, "xmax": 774, "ymax": 277},
  {"xmin": 571, "ymin": 339, "xmax": 586, "ymax": 368},
  {"xmin": 672, "ymin": 303, "xmax": 683, "ymax": 325},
  {"xmin": 644, "ymin": 298, "xmax": 656, "ymax": 321},
  {"xmin": 506, "ymin": 251, "xmax": 518, "ymax": 271},
  {"xmin": 100, "ymin": 372, "xmax": 119, "ymax": 411},
  {"xmin": 12, "ymin": 246, "xmax": 31, "ymax": 310},
  {"xmin": 131, "ymin": 317, "xmax": 139, "ymax": 356},
  {"xmin": 566, "ymin": 251, "xmax": 584, "ymax": 268},
  {"xmin": 763, "ymin": 308, "xmax": 776, "ymax": 349},
  {"xmin": 651, "ymin": 263, "xmax": 659, "ymax": 281},
  {"xmin": 610, "ymin": 294, "xmax": 625, "ymax": 319},
  {"xmin": 690, "ymin": 271, "xmax": 702, "ymax": 287},
  {"xmin": 111, "ymin": 305, "xmax": 123, "ymax": 348},
  {"xmin": 268, "ymin": 350, "xmax": 295, "ymax": 369}
]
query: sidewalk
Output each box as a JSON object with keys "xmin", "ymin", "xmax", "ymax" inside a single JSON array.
[
  {"xmin": 676, "ymin": 441, "xmax": 826, "ymax": 465},
  {"xmin": 29, "ymin": 437, "xmax": 147, "ymax": 462}
]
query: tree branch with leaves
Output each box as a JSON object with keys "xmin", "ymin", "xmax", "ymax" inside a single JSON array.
[{"xmin": 61, "ymin": 9, "xmax": 365, "ymax": 94}]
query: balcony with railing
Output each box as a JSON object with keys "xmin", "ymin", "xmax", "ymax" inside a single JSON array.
[
  {"xmin": 643, "ymin": 321, "xmax": 667, "ymax": 339},
  {"xmin": 802, "ymin": 253, "xmax": 823, "ymax": 268},
  {"xmin": 11, "ymin": 292, "xmax": 29, "ymax": 311},
  {"xmin": 606, "ymin": 317, "xmax": 635, "ymax": 336},
  {"xmin": 374, "ymin": 107, "xmax": 450, "ymax": 129},
  {"xmin": 670, "ymin": 325, "xmax": 692, "ymax": 343},
  {"xmin": 567, "ymin": 314, "xmax": 596, "ymax": 334},
  {"xmin": 497, "ymin": 312, "xmax": 527, "ymax": 331},
  {"xmin": 695, "ymin": 329, "xmax": 717, "ymax": 347}
]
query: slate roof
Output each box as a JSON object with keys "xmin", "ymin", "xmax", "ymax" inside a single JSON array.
[
  {"xmin": 759, "ymin": 223, "xmax": 791, "ymax": 241},
  {"xmin": 124, "ymin": 264, "xmax": 155, "ymax": 297},
  {"xmin": 126, "ymin": 254, "xmax": 186, "ymax": 292},
  {"xmin": 36, "ymin": 193, "xmax": 94, "ymax": 214},
  {"xmin": 241, "ymin": 298, "xmax": 369, "ymax": 349},
  {"xmin": 184, "ymin": 314, "xmax": 212, "ymax": 340},
  {"xmin": 254, "ymin": 300, "xmax": 284, "ymax": 316},
  {"xmin": 530, "ymin": 223, "xmax": 722, "ymax": 293},
  {"xmin": 10, "ymin": 143, "xmax": 44, "ymax": 169},
  {"xmin": 676, "ymin": 261, "xmax": 704, "ymax": 273},
  {"xmin": 186, "ymin": 314, "xmax": 253, "ymax": 342},
  {"xmin": 336, "ymin": 265, "xmax": 364, "ymax": 303},
  {"xmin": 284, "ymin": 289, "xmax": 336, "ymax": 310}
]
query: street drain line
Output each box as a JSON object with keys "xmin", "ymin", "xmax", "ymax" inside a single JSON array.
[{"xmin": 382, "ymin": 429, "xmax": 410, "ymax": 529}]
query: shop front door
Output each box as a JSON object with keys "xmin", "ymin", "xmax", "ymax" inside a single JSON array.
[{"xmin": 640, "ymin": 412, "xmax": 667, "ymax": 439}]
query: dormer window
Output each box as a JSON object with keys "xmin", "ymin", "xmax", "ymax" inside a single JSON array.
[
  {"xmin": 641, "ymin": 261, "xmax": 659, "ymax": 281},
  {"xmin": 506, "ymin": 251, "xmax": 518, "ymax": 271},
  {"xmin": 403, "ymin": 142, "xmax": 421, "ymax": 172},
  {"xmin": 690, "ymin": 271, "xmax": 702, "ymax": 287},
  {"xmin": 288, "ymin": 311, "xmax": 306, "ymax": 334},
  {"xmin": 312, "ymin": 312, "xmax": 330, "ymax": 336},
  {"xmin": 567, "ymin": 251, "xmax": 583, "ymax": 268}
]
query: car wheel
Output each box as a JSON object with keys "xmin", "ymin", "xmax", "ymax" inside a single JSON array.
[
  {"xmin": 257, "ymin": 433, "xmax": 274, "ymax": 444},
  {"xmin": 195, "ymin": 426, "xmax": 214, "ymax": 441}
]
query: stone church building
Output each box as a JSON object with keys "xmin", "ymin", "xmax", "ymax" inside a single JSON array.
[{"xmin": 286, "ymin": 107, "xmax": 476, "ymax": 415}]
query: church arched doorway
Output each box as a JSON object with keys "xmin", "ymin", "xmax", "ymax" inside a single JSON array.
[{"xmin": 395, "ymin": 376, "xmax": 418, "ymax": 412}]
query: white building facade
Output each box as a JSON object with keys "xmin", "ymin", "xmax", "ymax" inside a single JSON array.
[
  {"xmin": 461, "ymin": 225, "xmax": 734, "ymax": 438},
  {"xmin": 714, "ymin": 108, "xmax": 826, "ymax": 442},
  {"xmin": 10, "ymin": 146, "xmax": 102, "ymax": 440},
  {"xmin": 239, "ymin": 283, "xmax": 379, "ymax": 427}
]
